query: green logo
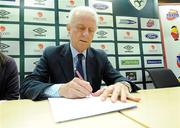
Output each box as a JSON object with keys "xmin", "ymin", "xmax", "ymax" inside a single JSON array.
[{"xmin": 121, "ymin": 60, "xmax": 139, "ymax": 65}]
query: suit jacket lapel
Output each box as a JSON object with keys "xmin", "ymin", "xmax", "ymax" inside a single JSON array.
[
  {"xmin": 86, "ymin": 48, "xmax": 96, "ymax": 89},
  {"xmin": 58, "ymin": 44, "xmax": 74, "ymax": 82}
]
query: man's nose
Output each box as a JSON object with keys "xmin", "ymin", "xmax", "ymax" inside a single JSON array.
[{"xmin": 82, "ymin": 29, "xmax": 89, "ymax": 36}]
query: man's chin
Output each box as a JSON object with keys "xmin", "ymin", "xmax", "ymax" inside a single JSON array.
[{"xmin": 78, "ymin": 46, "xmax": 89, "ymax": 52}]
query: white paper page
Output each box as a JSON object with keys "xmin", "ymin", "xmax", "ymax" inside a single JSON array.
[
  {"xmin": 0, "ymin": 100, "xmax": 7, "ymax": 104},
  {"xmin": 48, "ymin": 97, "xmax": 136, "ymax": 122}
]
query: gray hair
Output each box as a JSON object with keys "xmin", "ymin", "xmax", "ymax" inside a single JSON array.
[{"xmin": 68, "ymin": 6, "xmax": 98, "ymax": 25}]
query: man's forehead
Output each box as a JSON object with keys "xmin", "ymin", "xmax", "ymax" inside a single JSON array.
[
  {"xmin": 75, "ymin": 12, "xmax": 95, "ymax": 19},
  {"xmin": 72, "ymin": 15, "xmax": 96, "ymax": 23},
  {"xmin": 75, "ymin": 23, "xmax": 96, "ymax": 29}
]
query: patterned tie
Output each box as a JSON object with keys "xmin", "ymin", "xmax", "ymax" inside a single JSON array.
[{"xmin": 75, "ymin": 54, "xmax": 84, "ymax": 79}]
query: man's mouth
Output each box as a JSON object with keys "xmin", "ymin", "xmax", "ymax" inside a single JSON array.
[{"xmin": 80, "ymin": 40, "xmax": 88, "ymax": 43}]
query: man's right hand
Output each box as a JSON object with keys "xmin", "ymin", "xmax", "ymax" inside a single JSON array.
[{"xmin": 59, "ymin": 78, "xmax": 92, "ymax": 98}]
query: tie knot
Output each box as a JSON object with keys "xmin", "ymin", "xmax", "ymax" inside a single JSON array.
[{"xmin": 77, "ymin": 54, "xmax": 83, "ymax": 60}]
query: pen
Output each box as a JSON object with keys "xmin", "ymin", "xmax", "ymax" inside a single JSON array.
[
  {"xmin": 75, "ymin": 70, "xmax": 83, "ymax": 80},
  {"xmin": 75, "ymin": 70, "xmax": 92, "ymax": 95}
]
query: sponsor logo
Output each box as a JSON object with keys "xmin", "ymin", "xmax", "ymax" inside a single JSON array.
[
  {"xmin": 171, "ymin": 26, "xmax": 179, "ymax": 41},
  {"xmin": 121, "ymin": 60, "xmax": 139, "ymax": 65},
  {"xmin": 145, "ymin": 33, "xmax": 158, "ymax": 39},
  {"xmin": 177, "ymin": 55, "xmax": 180, "ymax": 68},
  {"xmin": 146, "ymin": 19, "xmax": 154, "ymax": 28},
  {"xmin": 34, "ymin": 0, "xmax": 46, "ymax": 5},
  {"xmin": 96, "ymin": 30, "xmax": 108, "ymax": 38},
  {"xmin": 150, "ymin": 44, "xmax": 156, "ymax": 50},
  {"xmin": 96, "ymin": 30, "xmax": 107, "ymax": 36},
  {"xmin": 37, "ymin": 12, "xmax": 43, "ymax": 17},
  {"xmin": 38, "ymin": 43, "xmax": 44, "ymax": 49},
  {"xmin": 0, "ymin": 25, "xmax": 10, "ymax": 37},
  {"xmin": 0, "ymin": 25, "xmax": 6, "ymax": 32},
  {"xmin": 33, "ymin": 28, "xmax": 47, "ymax": 37},
  {"xmin": 123, "ymin": 45, "xmax": 134, "ymax": 53},
  {"xmin": 69, "ymin": 0, "xmax": 75, "ymax": 6},
  {"xmin": 98, "ymin": 16, "xmax": 109, "ymax": 25},
  {"xmin": 119, "ymin": 19, "xmax": 136, "ymax": 24},
  {"xmin": 123, "ymin": 31, "xmax": 133, "ymax": 39},
  {"xmin": 147, "ymin": 59, "xmax": 162, "ymax": 64},
  {"xmin": 99, "ymin": 44, "xmax": 109, "ymax": 53},
  {"xmin": 148, "ymin": 44, "xmax": 157, "ymax": 53},
  {"xmin": 166, "ymin": 9, "xmax": 179, "ymax": 20},
  {"xmin": 98, "ymin": 16, "xmax": 105, "ymax": 24},
  {"xmin": 33, "ymin": 12, "xmax": 47, "ymax": 21},
  {"xmin": 34, "ymin": 43, "xmax": 45, "ymax": 52},
  {"xmin": 66, "ymin": 0, "xmax": 76, "ymax": 7},
  {"xmin": 1, "ymin": 0, "xmax": 15, "ymax": 1},
  {"xmin": 35, "ymin": 0, "xmax": 46, "ymax": 2},
  {"xmin": 66, "ymin": 14, "xmax": 69, "ymax": 19},
  {"xmin": 100, "ymin": 44, "xmax": 106, "ymax": 49},
  {"xmin": 126, "ymin": 72, "xmax": 137, "ymax": 81},
  {"xmin": 33, "ymin": 60, "xmax": 39, "ymax": 66},
  {"xmin": 93, "ymin": 3, "xmax": 109, "ymax": 10},
  {"xmin": 0, "ymin": 43, "xmax": 10, "ymax": 53},
  {"xmin": 0, "ymin": 10, "xmax": 10, "ymax": 19},
  {"xmin": 129, "ymin": 0, "xmax": 147, "ymax": 10}
]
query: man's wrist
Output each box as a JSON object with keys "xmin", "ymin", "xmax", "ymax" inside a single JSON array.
[
  {"xmin": 58, "ymin": 84, "xmax": 66, "ymax": 97},
  {"xmin": 44, "ymin": 84, "xmax": 62, "ymax": 97},
  {"xmin": 120, "ymin": 81, "xmax": 132, "ymax": 92}
]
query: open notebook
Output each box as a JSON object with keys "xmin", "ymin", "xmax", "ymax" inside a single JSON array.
[{"xmin": 48, "ymin": 96, "xmax": 136, "ymax": 122}]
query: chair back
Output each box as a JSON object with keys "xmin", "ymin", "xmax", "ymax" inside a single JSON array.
[{"xmin": 146, "ymin": 68, "xmax": 180, "ymax": 88}]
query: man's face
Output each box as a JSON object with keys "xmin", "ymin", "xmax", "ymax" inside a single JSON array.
[{"xmin": 67, "ymin": 12, "xmax": 97, "ymax": 52}]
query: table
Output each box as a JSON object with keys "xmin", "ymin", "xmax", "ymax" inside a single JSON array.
[
  {"xmin": 121, "ymin": 87, "xmax": 180, "ymax": 128},
  {"xmin": 0, "ymin": 99, "xmax": 144, "ymax": 128}
]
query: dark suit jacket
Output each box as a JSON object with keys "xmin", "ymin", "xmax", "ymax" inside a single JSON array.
[
  {"xmin": 0, "ymin": 55, "xmax": 19, "ymax": 100},
  {"xmin": 20, "ymin": 43, "xmax": 139, "ymax": 100}
]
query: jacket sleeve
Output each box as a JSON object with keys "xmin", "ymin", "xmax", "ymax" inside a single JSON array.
[
  {"xmin": 5, "ymin": 57, "xmax": 19, "ymax": 100},
  {"xmin": 20, "ymin": 48, "xmax": 53, "ymax": 100}
]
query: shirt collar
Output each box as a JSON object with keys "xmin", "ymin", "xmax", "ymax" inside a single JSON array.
[{"xmin": 70, "ymin": 43, "xmax": 87, "ymax": 58}]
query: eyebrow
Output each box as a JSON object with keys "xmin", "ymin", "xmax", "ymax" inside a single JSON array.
[{"xmin": 76, "ymin": 24, "xmax": 96, "ymax": 30}]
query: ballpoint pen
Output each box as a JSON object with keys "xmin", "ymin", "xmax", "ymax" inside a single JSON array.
[
  {"xmin": 75, "ymin": 70, "xmax": 83, "ymax": 80},
  {"xmin": 75, "ymin": 70, "xmax": 92, "ymax": 95}
]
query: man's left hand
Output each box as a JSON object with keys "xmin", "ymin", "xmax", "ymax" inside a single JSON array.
[{"xmin": 92, "ymin": 82, "xmax": 141, "ymax": 103}]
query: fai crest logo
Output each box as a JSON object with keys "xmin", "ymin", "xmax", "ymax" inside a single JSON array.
[{"xmin": 129, "ymin": 0, "xmax": 147, "ymax": 10}]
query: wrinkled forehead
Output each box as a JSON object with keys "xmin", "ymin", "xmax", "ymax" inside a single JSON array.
[
  {"xmin": 70, "ymin": 11, "xmax": 97, "ymax": 29},
  {"xmin": 75, "ymin": 11, "xmax": 96, "ymax": 21},
  {"xmin": 70, "ymin": 9, "xmax": 97, "ymax": 24}
]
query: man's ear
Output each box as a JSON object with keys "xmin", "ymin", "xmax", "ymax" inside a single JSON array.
[{"xmin": 67, "ymin": 24, "xmax": 70, "ymax": 32}]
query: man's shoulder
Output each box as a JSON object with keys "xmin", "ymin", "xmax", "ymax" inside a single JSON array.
[
  {"xmin": 2, "ymin": 55, "xmax": 17, "ymax": 71},
  {"xmin": 89, "ymin": 47, "xmax": 107, "ymax": 56},
  {"xmin": 4, "ymin": 55, "xmax": 16, "ymax": 65},
  {"xmin": 89, "ymin": 47, "xmax": 106, "ymax": 53},
  {"xmin": 44, "ymin": 43, "xmax": 69, "ymax": 55}
]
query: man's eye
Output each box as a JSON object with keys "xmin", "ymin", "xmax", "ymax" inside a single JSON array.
[
  {"xmin": 78, "ymin": 26, "xmax": 85, "ymax": 30},
  {"xmin": 89, "ymin": 29, "xmax": 95, "ymax": 33}
]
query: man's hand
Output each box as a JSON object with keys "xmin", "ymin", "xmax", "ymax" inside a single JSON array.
[
  {"xmin": 59, "ymin": 77, "xmax": 92, "ymax": 98},
  {"xmin": 92, "ymin": 82, "xmax": 141, "ymax": 103}
]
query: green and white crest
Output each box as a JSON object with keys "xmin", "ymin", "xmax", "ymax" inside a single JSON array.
[{"xmin": 129, "ymin": 0, "xmax": 147, "ymax": 10}]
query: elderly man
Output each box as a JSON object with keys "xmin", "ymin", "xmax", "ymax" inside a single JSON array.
[{"xmin": 20, "ymin": 6, "xmax": 140, "ymax": 102}]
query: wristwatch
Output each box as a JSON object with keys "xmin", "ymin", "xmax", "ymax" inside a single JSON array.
[{"xmin": 120, "ymin": 81, "xmax": 132, "ymax": 92}]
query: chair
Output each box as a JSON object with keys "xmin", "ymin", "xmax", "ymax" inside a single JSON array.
[{"xmin": 146, "ymin": 68, "xmax": 180, "ymax": 88}]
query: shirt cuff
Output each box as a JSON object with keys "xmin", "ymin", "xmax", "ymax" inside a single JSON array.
[
  {"xmin": 120, "ymin": 81, "xmax": 132, "ymax": 92},
  {"xmin": 44, "ymin": 84, "xmax": 62, "ymax": 97}
]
